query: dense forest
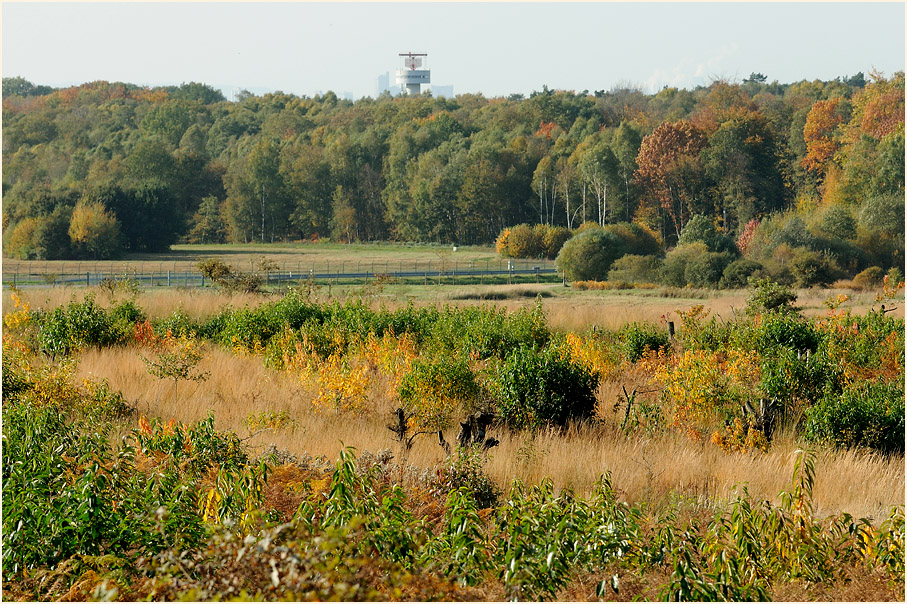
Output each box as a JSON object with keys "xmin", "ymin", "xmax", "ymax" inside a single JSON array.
[{"xmin": 2, "ymin": 72, "xmax": 904, "ymax": 278}]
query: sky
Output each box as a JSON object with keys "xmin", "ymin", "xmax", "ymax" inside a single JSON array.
[{"xmin": 2, "ymin": 2, "xmax": 905, "ymax": 100}]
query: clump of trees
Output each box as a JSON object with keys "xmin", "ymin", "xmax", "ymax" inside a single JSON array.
[{"xmin": 2, "ymin": 72, "xmax": 903, "ymax": 274}]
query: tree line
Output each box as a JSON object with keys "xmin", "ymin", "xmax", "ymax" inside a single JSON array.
[{"xmin": 2, "ymin": 72, "xmax": 903, "ymax": 275}]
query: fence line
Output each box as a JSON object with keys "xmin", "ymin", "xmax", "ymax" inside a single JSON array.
[{"xmin": 3, "ymin": 261, "xmax": 560, "ymax": 289}]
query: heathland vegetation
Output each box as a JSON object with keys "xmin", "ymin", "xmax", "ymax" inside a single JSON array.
[
  {"xmin": 2, "ymin": 70, "xmax": 905, "ymax": 601},
  {"xmin": 2, "ymin": 274, "xmax": 904, "ymax": 600}
]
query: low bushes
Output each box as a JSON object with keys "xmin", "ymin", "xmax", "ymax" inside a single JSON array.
[
  {"xmin": 804, "ymin": 379, "xmax": 905, "ymax": 454},
  {"xmin": 492, "ymin": 346, "xmax": 599, "ymax": 430}
]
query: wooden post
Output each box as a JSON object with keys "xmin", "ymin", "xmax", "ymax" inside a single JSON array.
[{"xmin": 668, "ymin": 321, "xmax": 675, "ymax": 338}]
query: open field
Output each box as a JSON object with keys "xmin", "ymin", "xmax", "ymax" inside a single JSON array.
[
  {"xmin": 2, "ymin": 242, "xmax": 547, "ymax": 277},
  {"xmin": 73, "ymin": 341, "xmax": 904, "ymax": 522},
  {"xmin": 4, "ymin": 272, "xmax": 904, "ymax": 601}
]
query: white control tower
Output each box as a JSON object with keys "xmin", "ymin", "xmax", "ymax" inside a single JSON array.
[{"xmin": 396, "ymin": 52, "xmax": 430, "ymax": 95}]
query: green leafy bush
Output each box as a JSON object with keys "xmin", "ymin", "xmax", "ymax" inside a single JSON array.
[
  {"xmin": 2, "ymin": 403, "xmax": 205, "ymax": 579},
  {"xmin": 556, "ymin": 227, "xmax": 624, "ymax": 281},
  {"xmin": 677, "ymin": 214, "xmax": 738, "ymax": 254},
  {"xmin": 36, "ymin": 295, "xmax": 118, "ymax": 356},
  {"xmin": 430, "ymin": 450, "xmax": 501, "ymax": 510},
  {"xmin": 745, "ymin": 277, "xmax": 800, "ymax": 316},
  {"xmin": 789, "ymin": 247, "xmax": 842, "ymax": 287},
  {"xmin": 684, "ymin": 251, "xmax": 736, "ymax": 288},
  {"xmin": 607, "ymin": 254, "xmax": 663, "ymax": 284},
  {"xmin": 804, "ymin": 380, "xmax": 905, "ymax": 454},
  {"xmin": 719, "ymin": 258, "xmax": 763, "ymax": 289},
  {"xmin": 620, "ymin": 322, "xmax": 670, "ymax": 362},
  {"xmin": 493, "ymin": 346, "xmax": 599, "ymax": 430},
  {"xmin": 660, "ymin": 242, "xmax": 708, "ymax": 287}
]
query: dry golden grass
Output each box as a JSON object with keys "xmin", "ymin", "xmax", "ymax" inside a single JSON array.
[
  {"xmin": 6, "ymin": 279, "xmax": 900, "ymax": 335},
  {"xmin": 75, "ymin": 342, "xmax": 904, "ymax": 522}
]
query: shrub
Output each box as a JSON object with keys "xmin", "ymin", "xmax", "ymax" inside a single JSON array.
[
  {"xmin": 684, "ymin": 251, "xmax": 735, "ymax": 288},
  {"xmin": 660, "ymin": 242, "xmax": 708, "ymax": 287},
  {"xmin": 493, "ymin": 346, "xmax": 599, "ymax": 430},
  {"xmin": 620, "ymin": 322, "xmax": 670, "ymax": 362},
  {"xmin": 36, "ymin": 295, "xmax": 118, "ymax": 356},
  {"xmin": 851, "ymin": 266, "xmax": 886, "ymax": 290},
  {"xmin": 745, "ymin": 278, "xmax": 800, "ymax": 316},
  {"xmin": 109, "ymin": 299, "xmax": 145, "ymax": 341},
  {"xmin": 505, "ymin": 223, "xmax": 544, "ymax": 258},
  {"xmin": 197, "ymin": 258, "xmax": 263, "ymax": 293},
  {"xmin": 495, "ymin": 227, "xmax": 511, "ymax": 256},
  {"xmin": 541, "ymin": 225, "xmax": 572, "ymax": 259},
  {"xmin": 719, "ymin": 258, "xmax": 763, "ymax": 289},
  {"xmin": 607, "ymin": 254, "xmax": 663, "ymax": 284},
  {"xmin": 804, "ymin": 379, "xmax": 905, "ymax": 454},
  {"xmin": 789, "ymin": 247, "xmax": 842, "ymax": 287},
  {"xmin": 430, "ymin": 450, "xmax": 501, "ymax": 510},
  {"xmin": 398, "ymin": 358, "xmax": 482, "ymax": 430},
  {"xmin": 816, "ymin": 204, "xmax": 857, "ymax": 240},
  {"xmin": 556, "ymin": 227, "xmax": 623, "ymax": 281},
  {"xmin": 3, "ymin": 404, "xmax": 205, "ymax": 579},
  {"xmin": 497, "ymin": 224, "xmax": 573, "ymax": 259},
  {"xmin": 678, "ymin": 214, "xmax": 737, "ymax": 254}
]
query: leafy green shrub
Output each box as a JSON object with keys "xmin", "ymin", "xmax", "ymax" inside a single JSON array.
[
  {"xmin": 684, "ymin": 251, "xmax": 736, "ymax": 288},
  {"xmin": 154, "ymin": 308, "xmax": 203, "ymax": 338},
  {"xmin": 745, "ymin": 277, "xmax": 800, "ymax": 316},
  {"xmin": 759, "ymin": 347, "xmax": 839, "ymax": 409},
  {"xmin": 428, "ymin": 302, "xmax": 549, "ymax": 360},
  {"xmin": 789, "ymin": 247, "xmax": 842, "ymax": 287},
  {"xmin": 109, "ymin": 299, "xmax": 145, "ymax": 341},
  {"xmin": 557, "ymin": 223, "xmax": 661, "ymax": 282},
  {"xmin": 816, "ymin": 204, "xmax": 857, "ymax": 240},
  {"xmin": 677, "ymin": 214, "xmax": 737, "ymax": 254},
  {"xmin": 607, "ymin": 254, "xmax": 663, "ymax": 284},
  {"xmin": 430, "ymin": 450, "xmax": 501, "ymax": 510},
  {"xmin": 36, "ymin": 295, "xmax": 117, "ymax": 356},
  {"xmin": 804, "ymin": 379, "xmax": 905, "ymax": 454},
  {"xmin": 134, "ymin": 413, "xmax": 249, "ymax": 476},
  {"xmin": 719, "ymin": 258, "xmax": 762, "ymax": 289},
  {"xmin": 493, "ymin": 346, "xmax": 599, "ymax": 430},
  {"xmin": 556, "ymin": 227, "xmax": 624, "ymax": 281},
  {"xmin": 197, "ymin": 257, "xmax": 262, "ymax": 293},
  {"xmin": 620, "ymin": 322, "xmax": 670, "ymax": 362},
  {"xmin": 753, "ymin": 312, "xmax": 821, "ymax": 353},
  {"xmin": 2, "ymin": 403, "xmax": 205, "ymax": 579},
  {"xmin": 660, "ymin": 242, "xmax": 707, "ymax": 287}
]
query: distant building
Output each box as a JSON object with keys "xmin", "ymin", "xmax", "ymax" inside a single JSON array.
[
  {"xmin": 396, "ymin": 52, "xmax": 430, "ymax": 95},
  {"xmin": 376, "ymin": 72, "xmax": 401, "ymax": 96},
  {"xmin": 430, "ymin": 84, "xmax": 454, "ymax": 98},
  {"xmin": 377, "ymin": 72, "xmax": 390, "ymax": 94}
]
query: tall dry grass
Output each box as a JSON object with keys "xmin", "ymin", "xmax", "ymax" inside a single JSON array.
[{"xmin": 76, "ymin": 343, "xmax": 904, "ymax": 522}]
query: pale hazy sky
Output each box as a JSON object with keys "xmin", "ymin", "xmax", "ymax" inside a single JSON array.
[{"xmin": 2, "ymin": 2, "xmax": 905, "ymax": 99}]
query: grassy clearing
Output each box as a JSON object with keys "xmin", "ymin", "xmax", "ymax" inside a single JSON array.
[
  {"xmin": 75, "ymin": 340, "xmax": 904, "ymax": 523},
  {"xmin": 2, "ymin": 241, "xmax": 525, "ymax": 275}
]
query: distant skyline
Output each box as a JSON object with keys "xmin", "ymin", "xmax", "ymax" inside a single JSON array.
[{"xmin": 3, "ymin": 2, "xmax": 905, "ymax": 99}]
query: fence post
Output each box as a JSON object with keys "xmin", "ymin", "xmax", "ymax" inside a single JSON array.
[
  {"xmin": 86, "ymin": 272, "xmax": 90, "ymax": 287},
  {"xmin": 167, "ymin": 270, "xmax": 171, "ymax": 287}
]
